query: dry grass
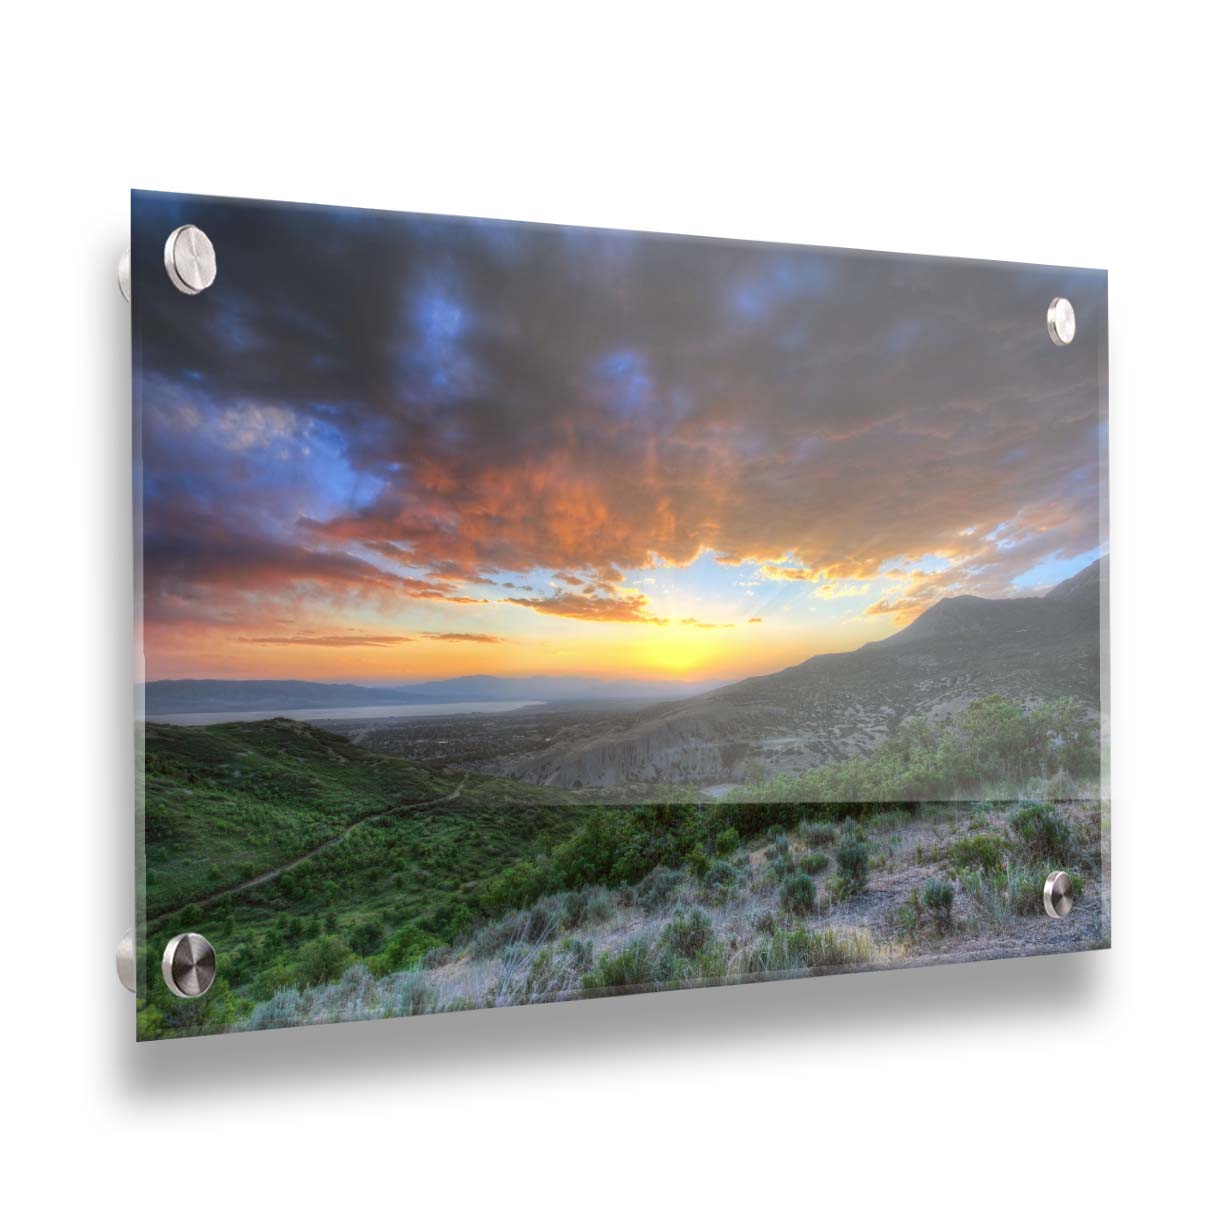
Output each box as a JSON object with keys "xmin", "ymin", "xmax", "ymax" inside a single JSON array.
[{"xmin": 239, "ymin": 801, "xmax": 1106, "ymax": 1031}]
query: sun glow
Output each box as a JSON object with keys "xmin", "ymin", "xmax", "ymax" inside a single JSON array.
[{"xmin": 627, "ymin": 625, "xmax": 732, "ymax": 675}]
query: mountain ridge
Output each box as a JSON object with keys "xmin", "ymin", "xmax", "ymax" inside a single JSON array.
[{"xmin": 487, "ymin": 557, "xmax": 1105, "ymax": 791}]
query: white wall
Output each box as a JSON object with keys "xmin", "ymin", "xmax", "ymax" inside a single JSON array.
[{"xmin": 3, "ymin": 3, "xmax": 1218, "ymax": 1218}]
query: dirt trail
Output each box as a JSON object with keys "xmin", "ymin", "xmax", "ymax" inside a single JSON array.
[{"xmin": 145, "ymin": 773, "xmax": 468, "ymax": 925}]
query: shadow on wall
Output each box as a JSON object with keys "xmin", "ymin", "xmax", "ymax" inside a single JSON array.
[{"xmin": 114, "ymin": 945, "xmax": 1106, "ymax": 1101}]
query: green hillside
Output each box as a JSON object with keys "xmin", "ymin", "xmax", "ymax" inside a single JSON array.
[{"xmin": 136, "ymin": 719, "xmax": 578, "ymax": 1039}]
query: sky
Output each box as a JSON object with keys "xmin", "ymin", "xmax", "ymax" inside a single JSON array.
[{"xmin": 133, "ymin": 191, "xmax": 1107, "ymax": 684}]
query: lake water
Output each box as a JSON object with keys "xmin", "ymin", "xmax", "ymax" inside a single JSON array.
[{"xmin": 143, "ymin": 700, "xmax": 544, "ymax": 726}]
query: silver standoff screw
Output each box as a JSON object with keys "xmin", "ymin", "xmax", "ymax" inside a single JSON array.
[
  {"xmin": 1046, "ymin": 296, "xmax": 1076, "ymax": 346},
  {"xmin": 163, "ymin": 224, "xmax": 217, "ymax": 295},
  {"xmin": 162, "ymin": 932, "xmax": 217, "ymax": 998},
  {"xmin": 117, "ymin": 247, "xmax": 131, "ymax": 302},
  {"xmin": 116, "ymin": 927, "xmax": 137, "ymax": 993},
  {"xmin": 1043, "ymin": 870, "xmax": 1074, "ymax": 918}
]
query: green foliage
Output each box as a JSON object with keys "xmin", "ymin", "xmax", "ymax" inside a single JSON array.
[
  {"xmin": 393, "ymin": 969, "xmax": 438, "ymax": 1017},
  {"xmin": 138, "ymin": 974, "xmax": 240, "ymax": 1040},
  {"xmin": 137, "ymin": 704, "xmax": 1101, "ymax": 1037},
  {"xmin": 240, "ymin": 962, "xmax": 434, "ymax": 1030},
  {"xmin": 701, "ymin": 859, "xmax": 741, "ymax": 901},
  {"xmin": 959, "ymin": 858, "xmax": 1085, "ymax": 923},
  {"xmin": 636, "ymin": 866, "xmax": 686, "ymax": 911},
  {"xmin": 661, "ymin": 908, "xmax": 714, "ymax": 957},
  {"xmin": 582, "ymin": 940, "xmax": 659, "ymax": 991},
  {"xmin": 581, "ymin": 935, "xmax": 729, "ymax": 994},
  {"xmin": 797, "ymin": 819, "xmax": 838, "ymax": 845},
  {"xmin": 296, "ymin": 935, "xmax": 354, "ymax": 987},
  {"xmin": 745, "ymin": 924, "xmax": 876, "ymax": 974},
  {"xmin": 780, "ymin": 872, "xmax": 817, "ymax": 914},
  {"xmin": 949, "ymin": 833, "xmax": 1006, "ymax": 872},
  {"xmin": 767, "ymin": 853, "xmax": 796, "ymax": 882},
  {"xmin": 798, "ymin": 851, "xmax": 830, "ymax": 875},
  {"xmin": 135, "ymin": 1004, "xmax": 165, "ymax": 1042},
  {"xmin": 350, "ymin": 919, "xmax": 384, "ymax": 956},
  {"xmin": 836, "ymin": 833, "xmax": 871, "ymax": 893},
  {"xmin": 826, "ymin": 875, "xmax": 854, "ymax": 904},
  {"xmin": 561, "ymin": 885, "xmax": 613, "ymax": 929},
  {"xmin": 764, "ymin": 832, "xmax": 791, "ymax": 860},
  {"xmin": 1009, "ymin": 803, "xmax": 1076, "ymax": 863},
  {"xmin": 520, "ymin": 938, "xmax": 593, "ymax": 1000},
  {"xmin": 920, "ymin": 878, "xmax": 955, "ymax": 922},
  {"xmin": 368, "ymin": 922, "xmax": 442, "ymax": 976},
  {"xmin": 136, "ymin": 718, "xmax": 580, "ymax": 1029}
]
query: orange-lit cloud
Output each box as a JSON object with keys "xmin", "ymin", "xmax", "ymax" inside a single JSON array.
[
  {"xmin": 133, "ymin": 193, "xmax": 1106, "ymax": 679},
  {"xmin": 503, "ymin": 589, "xmax": 664, "ymax": 624}
]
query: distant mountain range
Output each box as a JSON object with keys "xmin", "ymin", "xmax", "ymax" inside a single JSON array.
[
  {"xmin": 492, "ymin": 558, "xmax": 1106, "ymax": 790},
  {"xmin": 141, "ymin": 674, "xmax": 723, "ymax": 716}
]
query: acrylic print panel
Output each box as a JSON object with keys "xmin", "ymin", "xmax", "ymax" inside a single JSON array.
[{"xmin": 131, "ymin": 190, "xmax": 1109, "ymax": 1040}]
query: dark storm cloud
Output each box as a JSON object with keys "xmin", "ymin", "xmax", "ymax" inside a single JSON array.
[{"xmin": 133, "ymin": 190, "xmax": 1106, "ymax": 631}]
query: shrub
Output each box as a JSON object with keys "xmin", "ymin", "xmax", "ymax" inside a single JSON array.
[
  {"xmin": 894, "ymin": 889, "xmax": 922, "ymax": 937},
  {"xmin": 715, "ymin": 827, "xmax": 740, "ymax": 856},
  {"xmin": 798, "ymin": 819, "xmax": 838, "ymax": 845},
  {"xmin": 799, "ymin": 851, "xmax": 830, "ymax": 875},
  {"xmin": 960, "ymin": 862, "xmax": 1085, "ymax": 923},
  {"xmin": 701, "ymin": 859, "xmax": 741, "ymax": 901},
  {"xmin": 585, "ymin": 886, "xmax": 615, "ymax": 924},
  {"xmin": 509, "ymin": 938, "xmax": 593, "ymax": 1003},
  {"xmin": 688, "ymin": 849, "xmax": 711, "ymax": 879},
  {"xmin": 350, "ymin": 918, "xmax": 385, "ymax": 957},
  {"xmin": 244, "ymin": 988, "xmax": 307, "ymax": 1031},
  {"xmin": 393, "ymin": 969, "xmax": 437, "ymax": 1016},
  {"xmin": 807, "ymin": 927, "xmax": 876, "ymax": 967},
  {"xmin": 836, "ymin": 834, "xmax": 871, "ymax": 893},
  {"xmin": 421, "ymin": 944, "xmax": 450, "ymax": 970},
  {"xmin": 780, "ymin": 872, "xmax": 817, "ymax": 914},
  {"xmin": 746, "ymin": 925, "xmax": 815, "ymax": 973},
  {"xmin": 583, "ymin": 940, "xmax": 659, "ymax": 990},
  {"xmin": 949, "ymin": 833, "xmax": 1006, "ymax": 872},
  {"xmin": 768, "ymin": 854, "xmax": 797, "ymax": 882},
  {"xmin": 920, "ymin": 878, "xmax": 955, "ymax": 923},
  {"xmin": 1009, "ymin": 803, "xmax": 1076, "ymax": 863},
  {"xmin": 636, "ymin": 866, "xmax": 686, "ymax": 911},
  {"xmin": 764, "ymin": 834, "xmax": 790, "ymax": 861},
  {"xmin": 296, "ymin": 935, "xmax": 354, "ymax": 986},
  {"xmin": 560, "ymin": 890, "xmax": 584, "ymax": 927},
  {"xmin": 746, "ymin": 924, "xmax": 876, "ymax": 973},
  {"xmin": 561, "ymin": 884, "xmax": 613, "ymax": 928},
  {"xmin": 662, "ymin": 908, "xmax": 714, "ymax": 957},
  {"xmin": 470, "ymin": 911, "xmax": 523, "ymax": 958},
  {"xmin": 1007, "ymin": 863, "xmax": 1082, "ymax": 915},
  {"xmin": 523, "ymin": 900, "xmax": 559, "ymax": 943}
]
